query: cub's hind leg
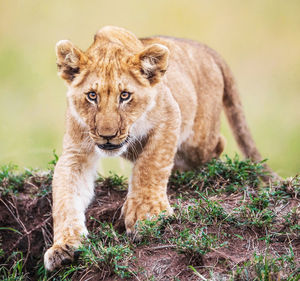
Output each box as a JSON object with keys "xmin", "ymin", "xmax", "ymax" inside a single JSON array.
[
  {"xmin": 173, "ymin": 135, "xmax": 226, "ymax": 172},
  {"xmin": 212, "ymin": 134, "xmax": 226, "ymax": 159},
  {"xmin": 172, "ymin": 47, "xmax": 226, "ymax": 171}
]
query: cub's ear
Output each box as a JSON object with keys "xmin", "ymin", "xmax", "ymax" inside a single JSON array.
[
  {"xmin": 55, "ymin": 40, "xmax": 87, "ymax": 83},
  {"xmin": 135, "ymin": 44, "xmax": 169, "ymax": 85}
]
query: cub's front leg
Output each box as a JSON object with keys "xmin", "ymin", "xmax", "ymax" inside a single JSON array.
[
  {"xmin": 122, "ymin": 118, "xmax": 180, "ymax": 234},
  {"xmin": 44, "ymin": 147, "xmax": 99, "ymax": 271}
]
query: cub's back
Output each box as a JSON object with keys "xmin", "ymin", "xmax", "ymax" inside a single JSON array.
[{"xmin": 140, "ymin": 36, "xmax": 225, "ymax": 141}]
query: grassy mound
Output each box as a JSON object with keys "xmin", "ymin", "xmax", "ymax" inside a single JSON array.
[{"xmin": 0, "ymin": 156, "xmax": 299, "ymax": 280}]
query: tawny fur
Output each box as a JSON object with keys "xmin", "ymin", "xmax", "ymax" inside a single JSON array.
[{"xmin": 44, "ymin": 26, "xmax": 275, "ymax": 271}]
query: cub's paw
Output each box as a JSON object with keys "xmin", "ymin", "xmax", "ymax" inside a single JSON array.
[
  {"xmin": 44, "ymin": 244, "xmax": 80, "ymax": 271},
  {"xmin": 121, "ymin": 194, "xmax": 173, "ymax": 235}
]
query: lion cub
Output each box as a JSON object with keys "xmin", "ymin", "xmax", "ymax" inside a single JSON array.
[{"xmin": 44, "ymin": 26, "xmax": 274, "ymax": 270}]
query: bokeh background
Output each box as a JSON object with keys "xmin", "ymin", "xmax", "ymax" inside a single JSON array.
[{"xmin": 0, "ymin": 0, "xmax": 299, "ymax": 177}]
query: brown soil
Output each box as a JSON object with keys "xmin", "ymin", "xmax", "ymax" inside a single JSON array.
[{"xmin": 0, "ymin": 175, "xmax": 299, "ymax": 280}]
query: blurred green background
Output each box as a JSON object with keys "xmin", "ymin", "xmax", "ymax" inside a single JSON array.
[{"xmin": 0, "ymin": 0, "xmax": 299, "ymax": 177}]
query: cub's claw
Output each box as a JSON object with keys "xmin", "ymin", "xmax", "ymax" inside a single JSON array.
[
  {"xmin": 122, "ymin": 194, "xmax": 173, "ymax": 235},
  {"xmin": 44, "ymin": 244, "xmax": 76, "ymax": 271}
]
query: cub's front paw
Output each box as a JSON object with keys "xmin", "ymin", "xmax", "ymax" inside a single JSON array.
[
  {"xmin": 44, "ymin": 244, "xmax": 80, "ymax": 271},
  {"xmin": 121, "ymin": 194, "xmax": 173, "ymax": 235}
]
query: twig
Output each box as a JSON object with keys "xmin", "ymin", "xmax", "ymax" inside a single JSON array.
[
  {"xmin": 11, "ymin": 217, "xmax": 51, "ymax": 250},
  {"xmin": 143, "ymin": 244, "xmax": 177, "ymax": 251},
  {"xmin": 11, "ymin": 197, "xmax": 31, "ymax": 267},
  {"xmin": 0, "ymin": 197, "xmax": 31, "ymax": 266}
]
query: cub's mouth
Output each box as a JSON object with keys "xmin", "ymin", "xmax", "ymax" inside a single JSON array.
[{"xmin": 96, "ymin": 137, "xmax": 129, "ymax": 151}]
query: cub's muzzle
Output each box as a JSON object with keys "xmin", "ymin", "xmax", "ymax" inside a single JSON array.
[{"xmin": 96, "ymin": 137, "xmax": 129, "ymax": 151}]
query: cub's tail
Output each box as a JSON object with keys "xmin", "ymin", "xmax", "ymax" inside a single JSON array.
[{"xmin": 207, "ymin": 47, "xmax": 280, "ymax": 181}]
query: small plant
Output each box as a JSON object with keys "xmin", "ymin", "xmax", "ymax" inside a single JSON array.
[
  {"xmin": 48, "ymin": 149, "xmax": 59, "ymax": 168},
  {"xmin": 278, "ymin": 175, "xmax": 300, "ymax": 198},
  {"xmin": 248, "ymin": 192, "xmax": 270, "ymax": 211},
  {"xmin": 172, "ymin": 227, "xmax": 227, "ymax": 264},
  {"xmin": 174, "ymin": 194, "xmax": 233, "ymax": 226},
  {"xmin": 196, "ymin": 193, "xmax": 230, "ymax": 224},
  {"xmin": 134, "ymin": 211, "xmax": 172, "ymax": 243},
  {"xmin": 79, "ymin": 234, "xmax": 134, "ymax": 278},
  {"xmin": 234, "ymin": 250, "xmax": 299, "ymax": 281},
  {"xmin": 233, "ymin": 204, "xmax": 276, "ymax": 229},
  {"xmin": 253, "ymin": 252, "xmax": 280, "ymax": 279},
  {"xmin": 0, "ymin": 252, "xmax": 26, "ymax": 281},
  {"xmin": 283, "ymin": 207, "xmax": 300, "ymax": 235},
  {"xmin": 105, "ymin": 171, "xmax": 128, "ymax": 190},
  {"xmin": 0, "ymin": 164, "xmax": 33, "ymax": 195}
]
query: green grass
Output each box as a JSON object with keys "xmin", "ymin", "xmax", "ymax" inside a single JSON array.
[
  {"xmin": 0, "ymin": 164, "xmax": 34, "ymax": 196},
  {"xmin": 169, "ymin": 155, "xmax": 266, "ymax": 194},
  {"xmin": 0, "ymin": 156, "xmax": 299, "ymax": 280},
  {"xmin": 233, "ymin": 250, "xmax": 300, "ymax": 281},
  {"xmin": 0, "ymin": 252, "xmax": 26, "ymax": 281},
  {"xmin": 0, "ymin": 164, "xmax": 53, "ymax": 197}
]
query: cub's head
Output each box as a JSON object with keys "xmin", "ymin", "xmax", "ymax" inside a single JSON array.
[{"xmin": 56, "ymin": 26, "xmax": 169, "ymax": 156}]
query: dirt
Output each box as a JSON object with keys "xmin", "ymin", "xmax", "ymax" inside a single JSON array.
[{"xmin": 0, "ymin": 175, "xmax": 299, "ymax": 280}]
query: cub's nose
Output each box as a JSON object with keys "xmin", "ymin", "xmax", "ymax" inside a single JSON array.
[{"xmin": 99, "ymin": 132, "xmax": 117, "ymax": 141}]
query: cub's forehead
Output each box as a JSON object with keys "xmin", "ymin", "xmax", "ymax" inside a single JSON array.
[
  {"xmin": 70, "ymin": 44, "xmax": 144, "ymax": 93},
  {"xmin": 71, "ymin": 70, "xmax": 137, "ymax": 94},
  {"xmin": 87, "ymin": 43, "xmax": 131, "ymax": 69}
]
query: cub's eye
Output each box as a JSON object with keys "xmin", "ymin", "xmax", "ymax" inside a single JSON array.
[
  {"xmin": 120, "ymin": 91, "xmax": 131, "ymax": 102},
  {"xmin": 87, "ymin": 92, "xmax": 97, "ymax": 102}
]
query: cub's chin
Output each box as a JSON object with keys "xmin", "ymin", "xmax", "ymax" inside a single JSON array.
[{"xmin": 95, "ymin": 142, "xmax": 128, "ymax": 157}]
